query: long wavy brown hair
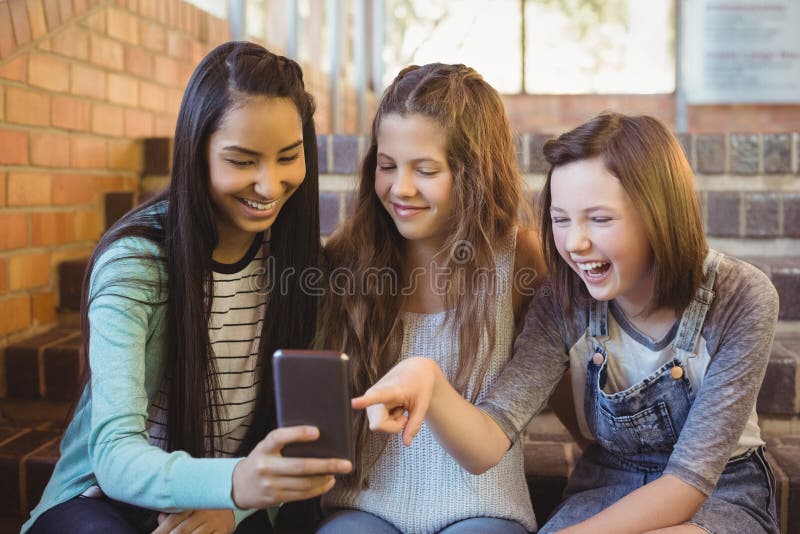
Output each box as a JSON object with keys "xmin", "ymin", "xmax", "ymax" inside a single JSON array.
[{"xmin": 317, "ymin": 63, "xmax": 524, "ymax": 486}]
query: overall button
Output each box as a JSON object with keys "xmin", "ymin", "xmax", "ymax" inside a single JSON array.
[
  {"xmin": 592, "ymin": 352, "xmax": 604, "ymax": 366},
  {"xmin": 671, "ymin": 366, "xmax": 684, "ymax": 380}
]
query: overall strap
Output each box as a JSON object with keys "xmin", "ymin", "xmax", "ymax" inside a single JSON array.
[
  {"xmin": 673, "ymin": 250, "xmax": 724, "ymax": 360},
  {"xmin": 589, "ymin": 298, "xmax": 609, "ymax": 344}
]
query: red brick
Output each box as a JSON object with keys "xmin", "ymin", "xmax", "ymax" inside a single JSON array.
[
  {"xmin": 190, "ymin": 40, "xmax": 204, "ymax": 64},
  {"xmin": 166, "ymin": 87, "xmax": 181, "ymax": 115},
  {"xmin": 166, "ymin": 30, "xmax": 190, "ymax": 60},
  {"xmin": 70, "ymin": 63, "xmax": 106, "ymax": 99},
  {"xmin": 107, "ymin": 72, "xmax": 138, "ymax": 106},
  {"xmin": 0, "ymin": 173, "xmax": 6, "ymax": 207},
  {"xmin": 0, "ymin": 433, "xmax": 61, "ymax": 506},
  {"xmin": 138, "ymin": 80, "xmax": 164, "ymax": 111},
  {"xmin": 74, "ymin": 208, "xmax": 102, "ymax": 240},
  {"xmin": 89, "ymin": 34, "xmax": 123, "ymax": 70},
  {"xmin": 0, "ymin": 129, "xmax": 29, "ymax": 165},
  {"xmin": 71, "ymin": 0, "xmax": 87, "ymax": 16},
  {"xmin": 91, "ymin": 103, "xmax": 124, "ymax": 136},
  {"xmin": 107, "ymin": 139, "xmax": 142, "ymax": 171},
  {"xmin": 51, "ymin": 245, "xmax": 93, "ymax": 268},
  {"xmin": 0, "ymin": 2, "xmax": 17, "ymax": 58},
  {"xmin": 177, "ymin": 61, "xmax": 193, "ymax": 87},
  {"xmin": 124, "ymin": 108, "xmax": 152, "ymax": 137},
  {"xmin": 0, "ymin": 53, "xmax": 28, "ymax": 81},
  {"xmin": 139, "ymin": 20, "xmax": 164, "ymax": 52},
  {"xmin": 7, "ymin": 172, "xmax": 51, "ymax": 206},
  {"xmin": 137, "ymin": 0, "xmax": 156, "ymax": 18},
  {"xmin": 51, "ymin": 25, "xmax": 88, "ymax": 60},
  {"xmin": 107, "ymin": 7, "xmax": 137, "ymax": 44},
  {"xmin": 165, "ymin": 0, "xmax": 176, "ymax": 27},
  {"xmin": 51, "ymin": 95, "xmax": 91, "ymax": 131},
  {"xmin": 0, "ymin": 257, "xmax": 7, "ymax": 294},
  {"xmin": 6, "ymin": 87, "xmax": 49, "ymax": 126},
  {"xmin": 9, "ymin": 0, "xmax": 32, "ymax": 46},
  {"xmin": 31, "ymin": 211, "xmax": 75, "ymax": 246},
  {"xmin": 123, "ymin": 44, "xmax": 153, "ymax": 78},
  {"xmin": 26, "ymin": 0, "xmax": 46, "ymax": 39},
  {"xmin": 51, "ymin": 173, "xmax": 95, "ymax": 205},
  {"xmin": 42, "ymin": 0, "xmax": 60, "ymax": 31},
  {"xmin": 0, "ymin": 213, "xmax": 28, "ymax": 250},
  {"xmin": 153, "ymin": 115, "xmax": 175, "ymax": 137},
  {"xmin": 0, "ymin": 295, "xmax": 32, "ymax": 335},
  {"xmin": 83, "ymin": 7, "xmax": 103, "ymax": 32},
  {"xmin": 31, "ymin": 290, "xmax": 56, "ymax": 326},
  {"xmin": 9, "ymin": 252, "xmax": 50, "ymax": 290},
  {"xmin": 153, "ymin": 55, "xmax": 177, "ymax": 86},
  {"xmin": 92, "ymin": 174, "xmax": 125, "ymax": 195},
  {"xmin": 70, "ymin": 136, "xmax": 106, "ymax": 168},
  {"xmin": 28, "ymin": 52, "xmax": 70, "ymax": 92},
  {"xmin": 58, "ymin": 0, "xmax": 72, "ymax": 20},
  {"xmin": 37, "ymin": 36, "xmax": 52, "ymax": 51},
  {"xmin": 42, "ymin": 334, "xmax": 82, "ymax": 400},
  {"xmin": 30, "ymin": 132, "xmax": 71, "ymax": 167}
]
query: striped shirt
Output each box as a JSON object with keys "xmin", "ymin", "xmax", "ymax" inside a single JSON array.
[{"xmin": 148, "ymin": 233, "xmax": 270, "ymax": 457}]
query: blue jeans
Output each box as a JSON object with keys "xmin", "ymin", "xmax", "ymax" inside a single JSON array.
[
  {"xmin": 28, "ymin": 495, "xmax": 272, "ymax": 534},
  {"xmin": 318, "ymin": 509, "xmax": 529, "ymax": 533}
]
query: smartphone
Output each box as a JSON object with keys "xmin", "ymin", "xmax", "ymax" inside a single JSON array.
[{"xmin": 272, "ymin": 349, "xmax": 354, "ymax": 462}]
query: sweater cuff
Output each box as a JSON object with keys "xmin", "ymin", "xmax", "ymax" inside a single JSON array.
[{"xmin": 167, "ymin": 456, "xmax": 243, "ymax": 509}]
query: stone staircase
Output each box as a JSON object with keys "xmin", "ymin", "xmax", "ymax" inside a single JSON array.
[{"xmin": 1, "ymin": 132, "xmax": 799, "ymax": 533}]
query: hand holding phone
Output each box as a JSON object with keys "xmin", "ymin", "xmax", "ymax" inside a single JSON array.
[
  {"xmin": 230, "ymin": 425, "xmax": 352, "ymax": 509},
  {"xmin": 272, "ymin": 349, "xmax": 354, "ymax": 462}
]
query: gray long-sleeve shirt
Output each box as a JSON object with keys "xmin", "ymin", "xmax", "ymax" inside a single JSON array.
[{"xmin": 478, "ymin": 254, "xmax": 779, "ymax": 495}]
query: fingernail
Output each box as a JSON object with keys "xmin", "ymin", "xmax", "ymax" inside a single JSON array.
[
  {"xmin": 338, "ymin": 461, "xmax": 352, "ymax": 471},
  {"xmin": 306, "ymin": 427, "xmax": 318, "ymax": 437}
]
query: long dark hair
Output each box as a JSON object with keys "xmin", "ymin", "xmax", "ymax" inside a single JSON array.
[{"xmin": 78, "ymin": 41, "xmax": 321, "ymax": 457}]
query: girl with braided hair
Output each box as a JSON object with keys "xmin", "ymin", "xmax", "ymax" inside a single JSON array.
[{"xmin": 24, "ymin": 42, "xmax": 351, "ymax": 534}]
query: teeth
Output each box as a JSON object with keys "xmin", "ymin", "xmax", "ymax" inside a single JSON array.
[
  {"xmin": 242, "ymin": 198, "xmax": 277, "ymax": 211},
  {"xmin": 578, "ymin": 261, "xmax": 609, "ymax": 271}
]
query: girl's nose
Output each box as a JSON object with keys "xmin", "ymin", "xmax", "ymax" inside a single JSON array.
[
  {"xmin": 253, "ymin": 164, "xmax": 284, "ymax": 200},
  {"xmin": 565, "ymin": 224, "xmax": 590, "ymax": 253},
  {"xmin": 391, "ymin": 167, "xmax": 417, "ymax": 198}
]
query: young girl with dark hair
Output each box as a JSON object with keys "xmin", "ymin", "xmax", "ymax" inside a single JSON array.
[
  {"xmin": 357, "ymin": 112, "xmax": 779, "ymax": 533},
  {"xmin": 315, "ymin": 63, "xmax": 546, "ymax": 533},
  {"xmin": 23, "ymin": 41, "xmax": 351, "ymax": 534}
]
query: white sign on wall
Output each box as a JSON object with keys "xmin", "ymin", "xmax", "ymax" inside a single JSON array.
[{"xmin": 681, "ymin": 0, "xmax": 800, "ymax": 103}]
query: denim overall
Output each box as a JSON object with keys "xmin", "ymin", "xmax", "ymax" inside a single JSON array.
[{"xmin": 540, "ymin": 251, "xmax": 778, "ymax": 534}]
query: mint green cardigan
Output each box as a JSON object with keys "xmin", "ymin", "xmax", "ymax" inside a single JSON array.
[{"xmin": 23, "ymin": 231, "xmax": 257, "ymax": 531}]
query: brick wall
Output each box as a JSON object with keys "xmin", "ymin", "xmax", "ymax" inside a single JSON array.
[
  {"xmin": 503, "ymin": 93, "xmax": 800, "ymax": 134},
  {"xmin": 313, "ymin": 131, "xmax": 800, "ymax": 319},
  {"xmin": 0, "ymin": 0, "xmax": 230, "ymax": 347}
]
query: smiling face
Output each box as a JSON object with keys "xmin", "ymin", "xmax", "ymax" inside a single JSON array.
[
  {"xmin": 374, "ymin": 113, "xmax": 453, "ymax": 248},
  {"xmin": 206, "ymin": 96, "xmax": 305, "ymax": 257},
  {"xmin": 550, "ymin": 156, "xmax": 655, "ymax": 315}
]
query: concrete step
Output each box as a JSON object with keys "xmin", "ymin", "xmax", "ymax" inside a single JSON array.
[
  {"xmin": 3, "ymin": 328, "xmax": 82, "ymax": 403},
  {"xmin": 747, "ymin": 258, "xmax": 800, "ymax": 321},
  {"xmin": 0, "ymin": 420, "xmax": 62, "ymax": 521}
]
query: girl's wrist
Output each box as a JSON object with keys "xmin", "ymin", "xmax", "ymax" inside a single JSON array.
[{"xmin": 428, "ymin": 359, "xmax": 447, "ymax": 404}]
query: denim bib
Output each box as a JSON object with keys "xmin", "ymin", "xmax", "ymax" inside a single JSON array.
[{"xmin": 583, "ymin": 250, "xmax": 723, "ymax": 472}]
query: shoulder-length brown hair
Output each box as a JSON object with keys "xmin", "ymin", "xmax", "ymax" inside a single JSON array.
[
  {"xmin": 539, "ymin": 112, "xmax": 707, "ymax": 314},
  {"xmin": 318, "ymin": 63, "xmax": 523, "ymax": 485}
]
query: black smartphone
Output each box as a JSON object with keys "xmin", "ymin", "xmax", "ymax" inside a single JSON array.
[{"xmin": 272, "ymin": 349, "xmax": 354, "ymax": 462}]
